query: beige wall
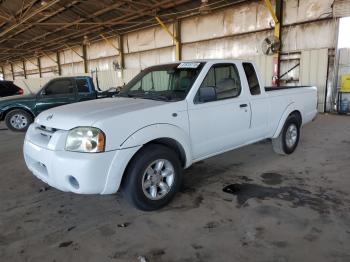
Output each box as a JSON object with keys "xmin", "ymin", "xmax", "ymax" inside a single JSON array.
[{"xmin": 3, "ymin": 0, "xmax": 337, "ymax": 105}]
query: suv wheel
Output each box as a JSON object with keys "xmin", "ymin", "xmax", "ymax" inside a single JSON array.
[
  {"xmin": 5, "ymin": 109, "xmax": 33, "ymax": 132},
  {"xmin": 123, "ymin": 144, "xmax": 183, "ymax": 211}
]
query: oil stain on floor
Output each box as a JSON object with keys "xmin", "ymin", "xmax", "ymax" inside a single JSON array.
[{"xmin": 223, "ymin": 173, "xmax": 342, "ymax": 214}]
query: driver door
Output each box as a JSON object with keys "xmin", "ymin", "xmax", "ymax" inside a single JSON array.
[
  {"xmin": 188, "ymin": 63, "xmax": 251, "ymax": 160},
  {"xmin": 35, "ymin": 78, "xmax": 77, "ymax": 114}
]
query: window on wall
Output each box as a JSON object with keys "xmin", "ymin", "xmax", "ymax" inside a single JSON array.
[
  {"xmin": 199, "ymin": 63, "xmax": 241, "ymax": 101},
  {"xmin": 338, "ymin": 17, "xmax": 350, "ymax": 48}
]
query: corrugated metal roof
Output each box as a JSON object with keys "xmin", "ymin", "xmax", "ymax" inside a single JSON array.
[{"xmin": 0, "ymin": 0, "xmax": 246, "ymax": 64}]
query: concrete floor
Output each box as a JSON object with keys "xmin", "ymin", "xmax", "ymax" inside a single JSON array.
[{"xmin": 0, "ymin": 114, "xmax": 350, "ymax": 262}]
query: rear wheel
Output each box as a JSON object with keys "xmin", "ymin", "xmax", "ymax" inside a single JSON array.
[
  {"xmin": 272, "ymin": 114, "xmax": 300, "ymax": 155},
  {"xmin": 5, "ymin": 109, "xmax": 33, "ymax": 132},
  {"xmin": 123, "ymin": 144, "xmax": 183, "ymax": 211}
]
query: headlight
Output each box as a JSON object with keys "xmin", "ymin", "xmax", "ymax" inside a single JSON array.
[{"xmin": 65, "ymin": 127, "xmax": 105, "ymax": 153}]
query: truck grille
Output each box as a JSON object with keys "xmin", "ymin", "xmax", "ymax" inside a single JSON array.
[
  {"xmin": 36, "ymin": 125, "xmax": 57, "ymax": 138},
  {"xmin": 28, "ymin": 124, "xmax": 61, "ymax": 149}
]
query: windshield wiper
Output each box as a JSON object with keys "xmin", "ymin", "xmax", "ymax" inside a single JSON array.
[
  {"xmin": 138, "ymin": 93, "xmax": 171, "ymax": 101},
  {"xmin": 119, "ymin": 91, "xmax": 173, "ymax": 101}
]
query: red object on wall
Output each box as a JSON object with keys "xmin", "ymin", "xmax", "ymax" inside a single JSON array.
[{"xmin": 272, "ymin": 56, "xmax": 279, "ymax": 86}]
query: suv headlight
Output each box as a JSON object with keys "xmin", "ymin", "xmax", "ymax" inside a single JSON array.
[{"xmin": 65, "ymin": 127, "xmax": 105, "ymax": 153}]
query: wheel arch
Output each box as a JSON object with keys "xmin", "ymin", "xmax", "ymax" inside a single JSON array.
[
  {"xmin": 120, "ymin": 123, "xmax": 193, "ymax": 168},
  {"xmin": 2, "ymin": 106, "xmax": 35, "ymax": 121},
  {"xmin": 272, "ymin": 103, "xmax": 303, "ymax": 138}
]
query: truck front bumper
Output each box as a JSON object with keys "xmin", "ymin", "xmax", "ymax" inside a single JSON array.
[{"xmin": 23, "ymin": 127, "xmax": 141, "ymax": 194}]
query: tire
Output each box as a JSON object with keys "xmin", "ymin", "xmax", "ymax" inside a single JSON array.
[
  {"xmin": 272, "ymin": 114, "xmax": 300, "ymax": 155},
  {"xmin": 5, "ymin": 109, "xmax": 34, "ymax": 132},
  {"xmin": 122, "ymin": 144, "xmax": 183, "ymax": 211}
]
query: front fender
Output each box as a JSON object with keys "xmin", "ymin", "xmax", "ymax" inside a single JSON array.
[
  {"xmin": 1, "ymin": 104, "xmax": 36, "ymax": 118},
  {"xmin": 120, "ymin": 123, "xmax": 193, "ymax": 167}
]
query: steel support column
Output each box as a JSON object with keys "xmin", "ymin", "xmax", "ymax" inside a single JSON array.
[
  {"xmin": 56, "ymin": 51, "xmax": 62, "ymax": 76},
  {"xmin": 263, "ymin": 0, "xmax": 283, "ymax": 86},
  {"xmin": 22, "ymin": 60, "xmax": 27, "ymax": 79},
  {"xmin": 37, "ymin": 56, "xmax": 42, "ymax": 78},
  {"xmin": 118, "ymin": 35, "xmax": 125, "ymax": 69},
  {"xmin": 275, "ymin": 0, "xmax": 283, "ymax": 86},
  {"xmin": 10, "ymin": 63, "xmax": 14, "ymax": 80},
  {"xmin": 82, "ymin": 44, "xmax": 88, "ymax": 73},
  {"xmin": 174, "ymin": 19, "xmax": 182, "ymax": 61}
]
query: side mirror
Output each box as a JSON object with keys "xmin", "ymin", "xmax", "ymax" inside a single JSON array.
[
  {"xmin": 41, "ymin": 89, "xmax": 47, "ymax": 96},
  {"xmin": 198, "ymin": 86, "xmax": 217, "ymax": 103}
]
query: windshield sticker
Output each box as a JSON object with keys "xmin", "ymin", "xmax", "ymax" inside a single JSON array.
[{"xmin": 177, "ymin": 62, "xmax": 201, "ymax": 69}]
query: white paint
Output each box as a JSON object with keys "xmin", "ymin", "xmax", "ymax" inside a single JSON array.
[{"xmin": 23, "ymin": 60, "xmax": 317, "ymax": 195}]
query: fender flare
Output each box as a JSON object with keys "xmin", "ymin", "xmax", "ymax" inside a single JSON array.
[
  {"xmin": 120, "ymin": 123, "xmax": 193, "ymax": 167},
  {"xmin": 272, "ymin": 103, "xmax": 302, "ymax": 138},
  {"xmin": 1, "ymin": 104, "xmax": 36, "ymax": 120}
]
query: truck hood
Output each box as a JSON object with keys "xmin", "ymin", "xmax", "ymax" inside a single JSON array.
[
  {"xmin": 36, "ymin": 97, "xmax": 169, "ymax": 130},
  {"xmin": 0, "ymin": 94, "xmax": 36, "ymax": 108}
]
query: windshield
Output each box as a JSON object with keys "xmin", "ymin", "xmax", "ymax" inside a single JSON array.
[{"xmin": 119, "ymin": 62, "xmax": 205, "ymax": 101}]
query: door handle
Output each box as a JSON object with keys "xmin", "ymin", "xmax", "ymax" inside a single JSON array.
[{"xmin": 239, "ymin": 104, "xmax": 248, "ymax": 108}]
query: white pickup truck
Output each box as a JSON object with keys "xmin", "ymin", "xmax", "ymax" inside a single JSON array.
[{"xmin": 23, "ymin": 60, "xmax": 317, "ymax": 210}]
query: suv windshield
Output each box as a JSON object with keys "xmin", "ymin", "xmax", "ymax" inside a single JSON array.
[{"xmin": 119, "ymin": 62, "xmax": 205, "ymax": 101}]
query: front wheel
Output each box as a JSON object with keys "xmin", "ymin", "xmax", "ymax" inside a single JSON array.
[
  {"xmin": 122, "ymin": 144, "xmax": 183, "ymax": 211},
  {"xmin": 5, "ymin": 109, "xmax": 34, "ymax": 132},
  {"xmin": 272, "ymin": 114, "xmax": 300, "ymax": 155}
]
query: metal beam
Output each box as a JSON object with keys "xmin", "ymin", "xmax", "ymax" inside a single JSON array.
[
  {"xmin": 263, "ymin": 0, "xmax": 282, "ymax": 86},
  {"xmin": 64, "ymin": 44, "xmax": 83, "ymax": 58},
  {"xmin": 12, "ymin": 1, "xmax": 128, "ymax": 49},
  {"xmin": 275, "ymin": 0, "xmax": 283, "ymax": 86},
  {"xmin": 155, "ymin": 16, "xmax": 180, "ymax": 61},
  {"xmin": 118, "ymin": 35, "xmax": 125, "ymax": 69},
  {"xmin": 0, "ymin": 1, "xmax": 82, "ymax": 45},
  {"xmin": 82, "ymin": 45, "xmax": 88, "ymax": 73},
  {"xmin": 24, "ymin": 57, "xmax": 38, "ymax": 68},
  {"xmin": 41, "ymin": 51, "xmax": 57, "ymax": 64},
  {"xmin": 14, "ymin": 0, "xmax": 188, "ymax": 52},
  {"xmin": 0, "ymin": 0, "xmax": 61, "ymax": 39},
  {"xmin": 56, "ymin": 52, "xmax": 62, "ymax": 76},
  {"xmin": 100, "ymin": 34, "xmax": 120, "ymax": 51},
  {"xmin": 10, "ymin": 63, "xmax": 15, "ymax": 80},
  {"xmin": 0, "ymin": 0, "xmax": 190, "ymax": 63},
  {"xmin": 37, "ymin": 57, "xmax": 42, "ymax": 78},
  {"xmin": 23, "ymin": 60, "xmax": 27, "ymax": 79},
  {"xmin": 174, "ymin": 19, "xmax": 182, "ymax": 61}
]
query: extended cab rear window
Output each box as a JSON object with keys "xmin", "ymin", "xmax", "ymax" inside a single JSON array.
[
  {"xmin": 76, "ymin": 79, "xmax": 90, "ymax": 93},
  {"xmin": 243, "ymin": 63, "xmax": 261, "ymax": 95},
  {"xmin": 44, "ymin": 79, "xmax": 75, "ymax": 95}
]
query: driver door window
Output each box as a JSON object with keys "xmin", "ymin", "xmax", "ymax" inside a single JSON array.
[
  {"xmin": 44, "ymin": 79, "xmax": 75, "ymax": 96},
  {"xmin": 36, "ymin": 79, "xmax": 76, "ymax": 114},
  {"xmin": 198, "ymin": 64, "xmax": 241, "ymax": 102}
]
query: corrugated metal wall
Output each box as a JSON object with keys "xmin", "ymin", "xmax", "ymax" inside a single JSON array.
[
  {"xmin": 3, "ymin": 0, "xmax": 337, "ymax": 112},
  {"xmin": 336, "ymin": 48, "xmax": 350, "ymax": 106},
  {"xmin": 334, "ymin": 0, "xmax": 350, "ymax": 17},
  {"xmin": 300, "ymin": 49, "xmax": 329, "ymax": 112}
]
